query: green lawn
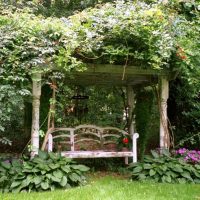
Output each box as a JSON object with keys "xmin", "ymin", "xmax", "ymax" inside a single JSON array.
[{"xmin": 1, "ymin": 175, "xmax": 200, "ymax": 200}]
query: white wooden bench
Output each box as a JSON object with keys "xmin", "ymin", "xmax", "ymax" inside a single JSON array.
[{"xmin": 47, "ymin": 124, "xmax": 139, "ymax": 163}]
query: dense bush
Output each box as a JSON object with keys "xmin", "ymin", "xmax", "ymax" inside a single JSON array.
[
  {"xmin": 0, "ymin": 151, "xmax": 89, "ymax": 193},
  {"xmin": 128, "ymin": 150, "xmax": 200, "ymax": 184}
]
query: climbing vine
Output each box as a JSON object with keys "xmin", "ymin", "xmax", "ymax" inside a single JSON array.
[{"xmin": 0, "ymin": 0, "xmax": 199, "ymax": 148}]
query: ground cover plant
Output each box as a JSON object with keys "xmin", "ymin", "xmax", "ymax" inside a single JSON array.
[
  {"xmin": 1, "ymin": 175, "xmax": 200, "ymax": 200},
  {"xmin": 129, "ymin": 150, "xmax": 200, "ymax": 184},
  {"xmin": 0, "ymin": 151, "xmax": 89, "ymax": 193}
]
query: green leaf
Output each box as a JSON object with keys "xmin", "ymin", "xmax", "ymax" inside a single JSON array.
[
  {"xmin": 132, "ymin": 166, "xmax": 143, "ymax": 174},
  {"xmin": 61, "ymin": 165, "xmax": 71, "ymax": 173},
  {"xmin": 193, "ymin": 171, "xmax": 200, "ymax": 178},
  {"xmin": 0, "ymin": 176, "xmax": 7, "ymax": 182},
  {"xmin": 138, "ymin": 174, "xmax": 146, "ymax": 180},
  {"xmin": 51, "ymin": 176, "xmax": 61, "ymax": 183},
  {"xmin": 49, "ymin": 163, "xmax": 60, "ymax": 169},
  {"xmin": 143, "ymin": 164, "xmax": 152, "ymax": 169},
  {"xmin": 194, "ymin": 179, "xmax": 200, "ymax": 184},
  {"xmin": 151, "ymin": 150, "xmax": 159, "ymax": 159},
  {"xmin": 172, "ymin": 165, "xmax": 183, "ymax": 173},
  {"xmin": 60, "ymin": 176, "xmax": 68, "ymax": 187},
  {"xmin": 12, "ymin": 160, "xmax": 22, "ymax": 168},
  {"xmin": 41, "ymin": 181, "xmax": 49, "ymax": 190},
  {"xmin": 165, "ymin": 176, "xmax": 171, "ymax": 183},
  {"xmin": 1, "ymin": 162, "xmax": 11, "ymax": 169},
  {"xmin": 71, "ymin": 165, "xmax": 90, "ymax": 172},
  {"xmin": 49, "ymin": 152, "xmax": 58, "ymax": 160},
  {"xmin": 181, "ymin": 171, "xmax": 193, "ymax": 181},
  {"xmin": 69, "ymin": 173, "xmax": 81, "ymax": 182},
  {"xmin": 33, "ymin": 176, "xmax": 42, "ymax": 185},
  {"xmin": 177, "ymin": 178, "xmax": 187, "ymax": 184},
  {"xmin": 10, "ymin": 181, "xmax": 21, "ymax": 188},
  {"xmin": 53, "ymin": 170, "xmax": 63, "ymax": 179},
  {"xmin": 38, "ymin": 150, "xmax": 48, "ymax": 160},
  {"xmin": 149, "ymin": 169, "xmax": 156, "ymax": 176},
  {"xmin": 0, "ymin": 166, "xmax": 6, "ymax": 172}
]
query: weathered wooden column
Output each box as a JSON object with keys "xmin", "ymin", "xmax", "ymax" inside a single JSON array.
[
  {"xmin": 126, "ymin": 86, "xmax": 136, "ymax": 164},
  {"xmin": 127, "ymin": 85, "xmax": 135, "ymax": 134},
  {"xmin": 159, "ymin": 76, "xmax": 170, "ymax": 150},
  {"xmin": 31, "ymin": 73, "xmax": 41, "ymax": 157}
]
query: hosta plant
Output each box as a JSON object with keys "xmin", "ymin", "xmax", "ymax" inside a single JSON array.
[
  {"xmin": 0, "ymin": 151, "xmax": 89, "ymax": 193},
  {"xmin": 128, "ymin": 150, "xmax": 200, "ymax": 184}
]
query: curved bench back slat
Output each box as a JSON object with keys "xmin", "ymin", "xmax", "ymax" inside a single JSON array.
[{"xmin": 47, "ymin": 124, "xmax": 139, "ymax": 163}]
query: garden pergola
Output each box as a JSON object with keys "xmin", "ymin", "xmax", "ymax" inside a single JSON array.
[{"xmin": 31, "ymin": 63, "xmax": 172, "ymax": 157}]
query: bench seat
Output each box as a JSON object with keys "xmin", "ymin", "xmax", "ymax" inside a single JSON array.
[{"xmin": 61, "ymin": 150, "xmax": 133, "ymax": 158}]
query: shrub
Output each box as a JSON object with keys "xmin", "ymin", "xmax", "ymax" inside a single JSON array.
[
  {"xmin": 128, "ymin": 150, "xmax": 200, "ymax": 184},
  {"xmin": 0, "ymin": 151, "xmax": 89, "ymax": 193}
]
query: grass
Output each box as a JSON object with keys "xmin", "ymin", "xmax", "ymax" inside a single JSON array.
[{"xmin": 1, "ymin": 173, "xmax": 200, "ymax": 200}]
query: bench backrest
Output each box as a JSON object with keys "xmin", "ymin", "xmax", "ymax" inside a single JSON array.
[{"xmin": 47, "ymin": 124, "xmax": 130, "ymax": 152}]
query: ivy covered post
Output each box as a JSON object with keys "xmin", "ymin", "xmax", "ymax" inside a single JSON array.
[
  {"xmin": 159, "ymin": 76, "xmax": 170, "ymax": 151},
  {"xmin": 31, "ymin": 73, "xmax": 41, "ymax": 157}
]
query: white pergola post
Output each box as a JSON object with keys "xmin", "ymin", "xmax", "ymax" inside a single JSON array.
[
  {"xmin": 31, "ymin": 73, "xmax": 41, "ymax": 157},
  {"xmin": 159, "ymin": 76, "xmax": 170, "ymax": 150}
]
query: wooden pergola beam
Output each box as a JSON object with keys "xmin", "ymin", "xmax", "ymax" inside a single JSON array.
[{"xmin": 77, "ymin": 64, "xmax": 170, "ymax": 76}]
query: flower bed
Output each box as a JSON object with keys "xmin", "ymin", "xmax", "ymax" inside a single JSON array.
[{"xmin": 175, "ymin": 148, "xmax": 200, "ymax": 164}]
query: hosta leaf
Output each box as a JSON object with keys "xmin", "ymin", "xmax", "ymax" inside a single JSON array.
[
  {"xmin": 69, "ymin": 173, "xmax": 80, "ymax": 182},
  {"xmin": 132, "ymin": 166, "xmax": 143, "ymax": 174},
  {"xmin": 165, "ymin": 176, "xmax": 171, "ymax": 183},
  {"xmin": 33, "ymin": 176, "xmax": 42, "ymax": 185},
  {"xmin": 61, "ymin": 165, "xmax": 71, "ymax": 173},
  {"xmin": 143, "ymin": 164, "xmax": 152, "ymax": 169},
  {"xmin": 0, "ymin": 176, "xmax": 7, "ymax": 182},
  {"xmin": 195, "ymin": 165, "xmax": 200, "ymax": 170},
  {"xmin": 53, "ymin": 170, "xmax": 63, "ymax": 179},
  {"xmin": 194, "ymin": 179, "xmax": 200, "ymax": 184},
  {"xmin": 60, "ymin": 176, "xmax": 68, "ymax": 187},
  {"xmin": 41, "ymin": 181, "xmax": 49, "ymax": 190},
  {"xmin": 49, "ymin": 152, "xmax": 58, "ymax": 160},
  {"xmin": 41, "ymin": 170, "xmax": 46, "ymax": 175},
  {"xmin": 0, "ymin": 166, "xmax": 6, "ymax": 172},
  {"xmin": 71, "ymin": 165, "xmax": 89, "ymax": 172},
  {"xmin": 1, "ymin": 162, "xmax": 11, "ymax": 169},
  {"xmin": 138, "ymin": 174, "xmax": 146, "ymax": 180},
  {"xmin": 193, "ymin": 171, "xmax": 200, "ymax": 178},
  {"xmin": 46, "ymin": 173, "xmax": 52, "ymax": 179},
  {"xmin": 181, "ymin": 171, "xmax": 193, "ymax": 181},
  {"xmin": 51, "ymin": 175, "xmax": 61, "ymax": 182},
  {"xmin": 161, "ymin": 165, "xmax": 167, "ymax": 172},
  {"xmin": 149, "ymin": 169, "xmax": 156, "ymax": 176},
  {"xmin": 10, "ymin": 181, "xmax": 21, "ymax": 188},
  {"xmin": 151, "ymin": 150, "xmax": 159, "ymax": 159},
  {"xmin": 12, "ymin": 160, "xmax": 22, "ymax": 168},
  {"xmin": 49, "ymin": 163, "xmax": 60, "ymax": 169},
  {"xmin": 38, "ymin": 150, "xmax": 48, "ymax": 160},
  {"xmin": 172, "ymin": 165, "xmax": 183, "ymax": 173},
  {"xmin": 178, "ymin": 178, "xmax": 187, "ymax": 184}
]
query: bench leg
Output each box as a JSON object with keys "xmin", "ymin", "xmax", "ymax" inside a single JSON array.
[{"xmin": 125, "ymin": 157, "xmax": 128, "ymax": 165}]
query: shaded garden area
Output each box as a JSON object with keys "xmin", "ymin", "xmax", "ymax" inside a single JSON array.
[{"xmin": 0, "ymin": 0, "xmax": 200, "ymax": 194}]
